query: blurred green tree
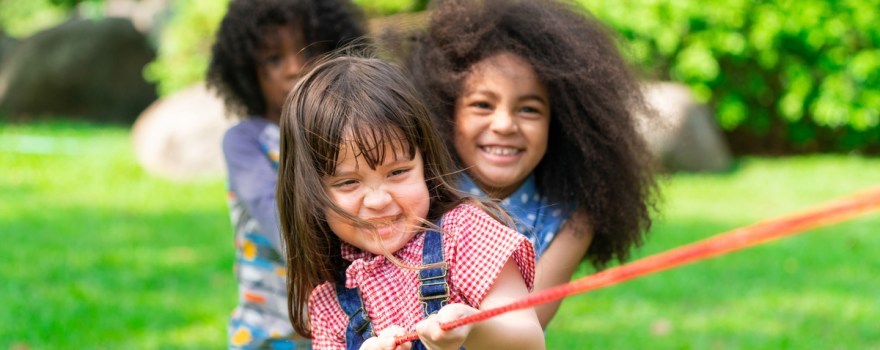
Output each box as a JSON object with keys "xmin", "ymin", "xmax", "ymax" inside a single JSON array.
[
  {"xmin": 0, "ymin": 0, "xmax": 68, "ymax": 37},
  {"xmin": 580, "ymin": 0, "xmax": 879, "ymax": 153},
  {"xmin": 142, "ymin": 0, "xmax": 229, "ymax": 96}
]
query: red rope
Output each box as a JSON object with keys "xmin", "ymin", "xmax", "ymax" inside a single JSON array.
[{"xmin": 394, "ymin": 187, "xmax": 880, "ymax": 345}]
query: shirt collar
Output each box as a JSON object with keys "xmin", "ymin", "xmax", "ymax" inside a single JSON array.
[
  {"xmin": 458, "ymin": 173, "xmax": 538, "ymax": 202},
  {"xmin": 340, "ymin": 233, "xmax": 426, "ymax": 288}
]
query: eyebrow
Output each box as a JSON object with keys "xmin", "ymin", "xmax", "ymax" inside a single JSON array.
[
  {"xmin": 519, "ymin": 94, "xmax": 548, "ymax": 105},
  {"xmin": 329, "ymin": 154, "xmax": 413, "ymax": 177},
  {"xmin": 328, "ymin": 169, "xmax": 356, "ymax": 178},
  {"xmin": 466, "ymin": 89, "xmax": 547, "ymax": 105},
  {"xmin": 371, "ymin": 155, "xmax": 413, "ymax": 169}
]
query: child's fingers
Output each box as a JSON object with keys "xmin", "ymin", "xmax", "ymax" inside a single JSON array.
[
  {"xmin": 360, "ymin": 325, "xmax": 412, "ymax": 350},
  {"xmin": 415, "ymin": 304, "xmax": 475, "ymax": 350},
  {"xmin": 380, "ymin": 325, "xmax": 413, "ymax": 350},
  {"xmin": 435, "ymin": 303, "xmax": 476, "ymax": 323},
  {"xmin": 415, "ymin": 313, "xmax": 442, "ymax": 338},
  {"xmin": 377, "ymin": 325, "xmax": 406, "ymax": 337},
  {"xmin": 414, "ymin": 314, "xmax": 447, "ymax": 348},
  {"xmin": 359, "ymin": 337, "xmax": 411, "ymax": 350},
  {"xmin": 359, "ymin": 336, "xmax": 391, "ymax": 350}
]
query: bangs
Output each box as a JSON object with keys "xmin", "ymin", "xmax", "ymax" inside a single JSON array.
[
  {"xmin": 343, "ymin": 121, "xmax": 415, "ymax": 170},
  {"xmin": 293, "ymin": 56, "xmax": 429, "ymax": 178},
  {"xmin": 314, "ymin": 89, "xmax": 423, "ymax": 177}
]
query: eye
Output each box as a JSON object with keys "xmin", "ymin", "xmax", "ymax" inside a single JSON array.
[
  {"xmin": 389, "ymin": 168, "xmax": 411, "ymax": 177},
  {"xmin": 331, "ymin": 179, "xmax": 358, "ymax": 189},
  {"xmin": 470, "ymin": 101, "xmax": 492, "ymax": 110},
  {"xmin": 260, "ymin": 53, "xmax": 282, "ymax": 67},
  {"xmin": 518, "ymin": 104, "xmax": 546, "ymax": 118}
]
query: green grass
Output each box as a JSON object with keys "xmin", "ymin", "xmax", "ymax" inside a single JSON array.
[
  {"xmin": 2, "ymin": 121, "xmax": 879, "ymax": 349},
  {"xmin": 547, "ymin": 157, "xmax": 880, "ymax": 349},
  {"xmin": 1, "ymin": 121, "xmax": 233, "ymax": 349}
]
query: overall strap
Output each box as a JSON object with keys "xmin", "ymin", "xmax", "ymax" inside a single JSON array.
[
  {"xmin": 336, "ymin": 228, "xmax": 450, "ymax": 350},
  {"xmin": 335, "ymin": 273, "xmax": 373, "ymax": 350},
  {"xmin": 418, "ymin": 229, "xmax": 450, "ymax": 317}
]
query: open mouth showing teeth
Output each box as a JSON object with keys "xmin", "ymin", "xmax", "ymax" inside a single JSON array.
[{"xmin": 481, "ymin": 146, "xmax": 522, "ymax": 156}]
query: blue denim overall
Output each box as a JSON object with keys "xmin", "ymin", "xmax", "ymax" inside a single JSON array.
[{"xmin": 334, "ymin": 230, "xmax": 454, "ymax": 350}]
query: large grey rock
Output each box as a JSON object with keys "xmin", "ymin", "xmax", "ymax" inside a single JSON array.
[
  {"xmin": 0, "ymin": 18, "xmax": 157, "ymax": 124},
  {"xmin": 637, "ymin": 82, "xmax": 733, "ymax": 172},
  {"xmin": 131, "ymin": 83, "xmax": 230, "ymax": 181}
]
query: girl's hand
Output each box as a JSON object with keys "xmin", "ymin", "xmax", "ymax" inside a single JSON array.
[
  {"xmin": 359, "ymin": 325, "xmax": 412, "ymax": 350},
  {"xmin": 414, "ymin": 303, "xmax": 477, "ymax": 350}
]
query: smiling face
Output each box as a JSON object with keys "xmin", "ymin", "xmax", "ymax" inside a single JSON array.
[
  {"xmin": 322, "ymin": 135, "xmax": 431, "ymax": 255},
  {"xmin": 256, "ymin": 25, "xmax": 307, "ymax": 123},
  {"xmin": 453, "ymin": 52, "xmax": 551, "ymax": 199}
]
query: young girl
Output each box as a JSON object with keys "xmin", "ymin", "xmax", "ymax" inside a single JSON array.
[
  {"xmin": 206, "ymin": 0, "xmax": 365, "ymax": 348},
  {"xmin": 276, "ymin": 56, "xmax": 545, "ymax": 350},
  {"xmin": 400, "ymin": 0, "xmax": 659, "ymax": 327}
]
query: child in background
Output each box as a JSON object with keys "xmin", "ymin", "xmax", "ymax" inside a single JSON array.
[
  {"xmin": 276, "ymin": 55, "xmax": 545, "ymax": 350},
  {"xmin": 205, "ymin": 0, "xmax": 365, "ymax": 348},
  {"xmin": 401, "ymin": 0, "xmax": 659, "ymax": 328}
]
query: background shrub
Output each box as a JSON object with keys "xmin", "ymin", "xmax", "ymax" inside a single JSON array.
[
  {"xmin": 579, "ymin": 0, "xmax": 880, "ymax": 154},
  {"xmin": 142, "ymin": 0, "xmax": 229, "ymax": 96},
  {"xmin": 0, "ymin": 0, "xmax": 68, "ymax": 38}
]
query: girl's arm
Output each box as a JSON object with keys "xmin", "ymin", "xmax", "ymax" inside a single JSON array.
[
  {"xmin": 533, "ymin": 210, "xmax": 593, "ymax": 328},
  {"xmin": 416, "ymin": 257, "xmax": 545, "ymax": 350},
  {"xmin": 222, "ymin": 124, "xmax": 283, "ymax": 250}
]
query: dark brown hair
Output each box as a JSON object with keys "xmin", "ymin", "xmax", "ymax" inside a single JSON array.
[
  {"xmin": 398, "ymin": 0, "xmax": 659, "ymax": 269},
  {"xmin": 206, "ymin": 0, "xmax": 366, "ymax": 118},
  {"xmin": 276, "ymin": 55, "xmax": 466, "ymax": 337}
]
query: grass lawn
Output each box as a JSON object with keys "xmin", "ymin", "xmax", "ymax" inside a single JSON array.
[
  {"xmin": 2, "ymin": 121, "xmax": 879, "ymax": 349},
  {"xmin": 547, "ymin": 153, "xmax": 880, "ymax": 349}
]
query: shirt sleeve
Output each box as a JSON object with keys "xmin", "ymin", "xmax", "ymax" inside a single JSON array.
[
  {"xmin": 222, "ymin": 123, "xmax": 283, "ymax": 251},
  {"xmin": 308, "ymin": 283, "xmax": 348, "ymax": 350},
  {"xmin": 446, "ymin": 204, "xmax": 536, "ymax": 308}
]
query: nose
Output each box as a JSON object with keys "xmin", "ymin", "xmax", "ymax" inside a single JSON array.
[
  {"xmin": 489, "ymin": 110, "xmax": 518, "ymax": 134},
  {"xmin": 362, "ymin": 186, "xmax": 393, "ymax": 212},
  {"xmin": 283, "ymin": 54, "xmax": 304, "ymax": 80}
]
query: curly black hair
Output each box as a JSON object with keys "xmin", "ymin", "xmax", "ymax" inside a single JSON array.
[
  {"xmin": 206, "ymin": 0, "xmax": 366, "ymax": 118},
  {"xmin": 399, "ymin": 0, "xmax": 659, "ymax": 269}
]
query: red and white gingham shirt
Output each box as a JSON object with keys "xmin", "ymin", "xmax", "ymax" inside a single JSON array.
[{"xmin": 308, "ymin": 204, "xmax": 536, "ymax": 349}]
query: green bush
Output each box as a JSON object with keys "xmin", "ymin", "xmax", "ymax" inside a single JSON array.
[
  {"xmin": 353, "ymin": 0, "xmax": 429, "ymax": 16},
  {"xmin": 580, "ymin": 0, "xmax": 880, "ymax": 153},
  {"xmin": 142, "ymin": 0, "xmax": 230, "ymax": 96},
  {"xmin": 0, "ymin": 0, "xmax": 67, "ymax": 38},
  {"xmin": 0, "ymin": 0, "xmax": 108, "ymax": 38}
]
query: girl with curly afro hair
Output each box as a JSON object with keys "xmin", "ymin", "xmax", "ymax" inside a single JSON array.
[
  {"xmin": 398, "ymin": 0, "xmax": 660, "ymax": 328},
  {"xmin": 206, "ymin": 0, "xmax": 365, "ymax": 348}
]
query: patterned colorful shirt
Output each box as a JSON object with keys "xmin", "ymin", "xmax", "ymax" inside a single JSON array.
[
  {"xmin": 308, "ymin": 204, "xmax": 536, "ymax": 349},
  {"xmin": 223, "ymin": 118, "xmax": 309, "ymax": 349},
  {"xmin": 458, "ymin": 174, "xmax": 574, "ymax": 258}
]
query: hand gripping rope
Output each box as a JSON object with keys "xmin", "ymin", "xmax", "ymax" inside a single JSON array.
[{"xmin": 394, "ymin": 186, "xmax": 880, "ymax": 345}]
